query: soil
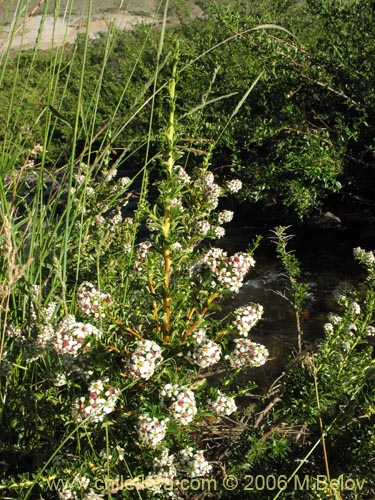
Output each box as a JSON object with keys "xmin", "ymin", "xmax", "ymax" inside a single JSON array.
[{"xmin": 0, "ymin": 0, "xmax": 204, "ymax": 51}]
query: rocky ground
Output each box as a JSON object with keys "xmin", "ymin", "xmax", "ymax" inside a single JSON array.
[{"xmin": 0, "ymin": 0, "xmax": 204, "ymax": 52}]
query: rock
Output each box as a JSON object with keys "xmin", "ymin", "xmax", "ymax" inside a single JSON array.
[{"xmin": 306, "ymin": 211, "xmax": 343, "ymax": 230}]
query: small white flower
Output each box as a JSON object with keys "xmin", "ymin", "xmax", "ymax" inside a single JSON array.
[
  {"xmin": 163, "ymin": 388, "xmax": 198, "ymax": 425},
  {"xmin": 72, "ymin": 379, "xmax": 119, "ymax": 423},
  {"xmin": 349, "ymin": 302, "xmax": 361, "ymax": 315},
  {"xmin": 365, "ymin": 325, "xmax": 375, "ymax": 337},
  {"xmin": 209, "ymin": 391, "xmax": 237, "ymax": 416},
  {"xmin": 77, "ymin": 282, "xmax": 111, "ymax": 319}
]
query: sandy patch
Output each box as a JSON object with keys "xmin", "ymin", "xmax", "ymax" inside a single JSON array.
[{"xmin": 0, "ymin": 11, "xmax": 157, "ymax": 52}]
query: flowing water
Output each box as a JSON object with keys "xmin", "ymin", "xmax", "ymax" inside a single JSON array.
[{"xmin": 219, "ymin": 218, "xmax": 366, "ymax": 389}]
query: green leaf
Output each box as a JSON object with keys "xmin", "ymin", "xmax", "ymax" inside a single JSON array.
[{"xmin": 48, "ymin": 105, "xmax": 73, "ymax": 129}]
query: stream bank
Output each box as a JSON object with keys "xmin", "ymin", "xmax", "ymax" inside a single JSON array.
[{"xmin": 218, "ymin": 204, "xmax": 370, "ymax": 389}]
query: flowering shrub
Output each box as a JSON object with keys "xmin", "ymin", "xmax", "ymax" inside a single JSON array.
[{"xmin": 0, "ymin": 55, "xmax": 269, "ymax": 500}]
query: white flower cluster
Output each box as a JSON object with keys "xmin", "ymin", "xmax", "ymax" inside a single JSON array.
[
  {"xmin": 209, "ymin": 391, "xmax": 237, "ymax": 416},
  {"xmin": 348, "ymin": 301, "xmax": 361, "ymax": 315},
  {"xmin": 121, "ymin": 176, "xmax": 131, "ymax": 186},
  {"xmin": 191, "ymin": 328, "xmax": 206, "ymax": 344},
  {"xmin": 232, "ymin": 303, "xmax": 264, "ymax": 336},
  {"xmin": 353, "ymin": 246, "xmax": 375, "ymax": 266},
  {"xmin": 77, "ymin": 282, "xmax": 111, "ymax": 319},
  {"xmin": 195, "ymin": 248, "xmax": 255, "ymax": 293},
  {"xmin": 188, "ymin": 339, "xmax": 222, "ymax": 368},
  {"xmin": 52, "ymin": 373, "xmax": 68, "ymax": 387},
  {"xmin": 153, "ymin": 448, "xmax": 177, "ymax": 480},
  {"xmin": 225, "ymin": 338, "xmax": 269, "ymax": 368},
  {"xmin": 195, "ymin": 220, "xmax": 211, "ymax": 236},
  {"xmin": 226, "ymin": 178, "xmax": 243, "ymax": 193},
  {"xmin": 171, "ymin": 241, "xmax": 183, "ymax": 252},
  {"xmin": 327, "ymin": 312, "xmax": 342, "ymax": 325},
  {"xmin": 170, "ymin": 198, "xmax": 185, "ymax": 212},
  {"xmin": 178, "ymin": 447, "xmax": 212, "ymax": 477},
  {"xmin": 194, "ymin": 171, "xmax": 221, "ymax": 208},
  {"xmin": 29, "ymin": 286, "xmax": 57, "ymax": 324},
  {"xmin": 126, "ymin": 339, "xmax": 163, "ymax": 380},
  {"xmin": 137, "ymin": 414, "xmax": 169, "ymax": 448},
  {"xmin": 134, "ymin": 241, "xmax": 152, "ymax": 272},
  {"xmin": 59, "ymin": 490, "xmax": 104, "ymax": 500},
  {"xmin": 204, "ymin": 182, "xmax": 221, "ymax": 209},
  {"xmin": 72, "ymin": 378, "xmax": 119, "ymax": 423},
  {"xmin": 213, "ymin": 226, "xmax": 225, "ymax": 239},
  {"xmin": 152, "ymin": 447, "xmax": 211, "ymax": 486},
  {"xmin": 110, "ymin": 209, "xmax": 122, "ymax": 226},
  {"xmin": 59, "ymin": 490, "xmax": 77, "ymax": 499},
  {"xmin": 175, "ymin": 165, "xmax": 191, "ymax": 184},
  {"xmin": 54, "ymin": 315, "xmax": 100, "ymax": 356},
  {"xmin": 104, "ymin": 167, "xmax": 118, "ymax": 182},
  {"xmin": 218, "ymin": 210, "xmax": 234, "ymax": 224},
  {"xmin": 204, "ymin": 171, "xmax": 215, "ymax": 185},
  {"xmin": 160, "ymin": 384, "xmax": 198, "ymax": 425},
  {"xmin": 323, "ymin": 322, "xmax": 334, "ymax": 335}
]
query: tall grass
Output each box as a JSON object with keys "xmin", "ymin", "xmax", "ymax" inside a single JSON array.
[
  {"xmin": 0, "ymin": 0, "xmax": 164, "ymax": 304},
  {"xmin": 0, "ymin": 3, "xmax": 167, "ymax": 496}
]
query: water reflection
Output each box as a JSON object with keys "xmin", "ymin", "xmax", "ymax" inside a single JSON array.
[{"xmin": 218, "ymin": 221, "xmax": 365, "ymax": 390}]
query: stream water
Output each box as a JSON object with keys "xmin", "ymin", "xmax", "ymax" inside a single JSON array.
[{"xmin": 219, "ymin": 217, "xmax": 366, "ymax": 389}]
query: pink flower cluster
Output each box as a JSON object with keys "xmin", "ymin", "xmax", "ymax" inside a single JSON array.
[
  {"xmin": 54, "ymin": 315, "xmax": 100, "ymax": 356},
  {"xmin": 232, "ymin": 303, "xmax": 264, "ymax": 336},
  {"xmin": 160, "ymin": 384, "xmax": 198, "ymax": 425},
  {"xmin": 126, "ymin": 339, "xmax": 163, "ymax": 380},
  {"xmin": 137, "ymin": 414, "xmax": 169, "ymax": 448},
  {"xmin": 209, "ymin": 391, "xmax": 237, "ymax": 416},
  {"xmin": 72, "ymin": 378, "xmax": 119, "ymax": 423},
  {"xmin": 195, "ymin": 247, "xmax": 255, "ymax": 293},
  {"xmin": 225, "ymin": 338, "xmax": 269, "ymax": 368},
  {"xmin": 77, "ymin": 282, "xmax": 111, "ymax": 319}
]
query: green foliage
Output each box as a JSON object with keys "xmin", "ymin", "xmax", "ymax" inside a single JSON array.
[
  {"xmin": 229, "ymin": 242, "xmax": 375, "ymax": 499},
  {"xmin": 2, "ymin": 0, "xmax": 375, "ymax": 216}
]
